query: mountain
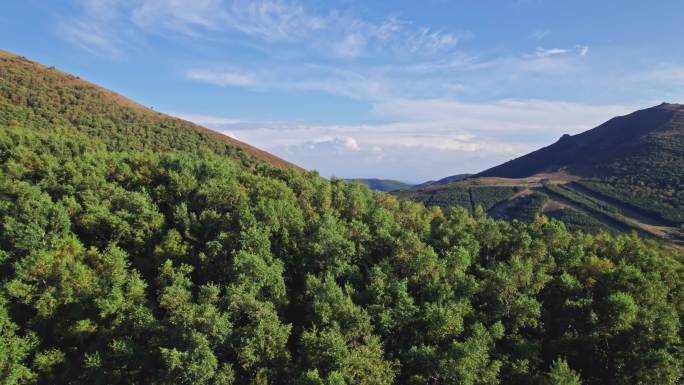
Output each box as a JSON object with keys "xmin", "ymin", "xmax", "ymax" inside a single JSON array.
[
  {"xmin": 413, "ymin": 173, "xmax": 472, "ymax": 189},
  {"xmin": 396, "ymin": 104, "xmax": 684, "ymax": 246},
  {"xmin": 478, "ymin": 103, "xmax": 684, "ymax": 179},
  {"xmin": 1, "ymin": 50, "xmax": 682, "ymax": 385},
  {"xmin": 346, "ymin": 178, "xmax": 414, "ymax": 192},
  {"xmin": 347, "ymin": 174, "xmax": 472, "ymax": 192},
  {"xmin": 477, "ymin": 103, "xmax": 684, "ymax": 223},
  {"xmin": 0, "ymin": 50, "xmax": 298, "ymax": 170}
]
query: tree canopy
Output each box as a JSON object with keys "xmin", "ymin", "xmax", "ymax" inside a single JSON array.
[
  {"xmin": 0, "ymin": 126, "xmax": 682, "ymax": 385},
  {"xmin": 0, "ymin": 50, "xmax": 682, "ymax": 385}
]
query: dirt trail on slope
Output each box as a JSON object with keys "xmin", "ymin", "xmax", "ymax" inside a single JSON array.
[
  {"xmin": 565, "ymin": 183, "xmax": 673, "ymax": 227},
  {"xmin": 487, "ymin": 188, "xmax": 535, "ymax": 219},
  {"xmin": 552, "ymin": 183, "xmax": 684, "ymax": 249}
]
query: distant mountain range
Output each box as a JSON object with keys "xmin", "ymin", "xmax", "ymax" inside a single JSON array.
[
  {"xmin": 396, "ymin": 103, "xmax": 684, "ymax": 247},
  {"xmin": 413, "ymin": 174, "xmax": 472, "ymax": 189},
  {"xmin": 347, "ymin": 174, "xmax": 472, "ymax": 192},
  {"xmin": 346, "ymin": 178, "xmax": 415, "ymax": 192}
]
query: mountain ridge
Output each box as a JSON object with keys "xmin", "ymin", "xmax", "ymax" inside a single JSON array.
[
  {"xmin": 476, "ymin": 102, "xmax": 684, "ymax": 179},
  {"xmin": 396, "ymin": 103, "xmax": 684, "ymax": 245},
  {"xmin": 346, "ymin": 178, "xmax": 415, "ymax": 192}
]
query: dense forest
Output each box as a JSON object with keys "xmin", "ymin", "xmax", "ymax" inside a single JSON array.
[{"xmin": 1, "ymin": 52, "xmax": 683, "ymax": 385}]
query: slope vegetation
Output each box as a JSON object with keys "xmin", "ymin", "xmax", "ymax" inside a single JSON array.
[
  {"xmin": 0, "ymin": 50, "xmax": 298, "ymax": 170},
  {"xmin": 477, "ymin": 103, "xmax": 684, "ymax": 223},
  {"xmin": 0, "ymin": 51, "xmax": 682, "ymax": 385}
]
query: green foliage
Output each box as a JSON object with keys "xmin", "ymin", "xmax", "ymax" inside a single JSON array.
[
  {"xmin": 470, "ymin": 186, "xmax": 520, "ymax": 211},
  {"xmin": 543, "ymin": 183, "xmax": 638, "ymax": 232},
  {"xmin": 577, "ymin": 179, "xmax": 684, "ymax": 224},
  {"xmin": 475, "ymin": 103, "xmax": 684, "ymax": 225},
  {"xmin": 395, "ymin": 185, "xmax": 520, "ymax": 214},
  {"xmin": 545, "ymin": 358, "xmax": 582, "ymax": 385},
  {"xmin": 427, "ymin": 188, "xmax": 474, "ymax": 212},
  {"xmin": 504, "ymin": 192, "xmax": 549, "ymax": 222},
  {"xmin": 546, "ymin": 208, "xmax": 609, "ymax": 234},
  {"xmin": 0, "ymin": 53, "xmax": 682, "ymax": 385}
]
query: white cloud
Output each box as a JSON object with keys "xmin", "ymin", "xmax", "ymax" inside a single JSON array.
[
  {"xmin": 534, "ymin": 45, "xmax": 588, "ymax": 58},
  {"xmin": 184, "ymin": 65, "xmax": 391, "ymax": 100},
  {"xmin": 132, "ymin": 0, "xmax": 325, "ymax": 40},
  {"xmin": 186, "ymin": 69, "xmax": 256, "ymax": 86},
  {"xmin": 332, "ymin": 32, "xmax": 368, "ymax": 59},
  {"xmin": 516, "ymin": 45, "xmax": 590, "ymax": 74},
  {"xmin": 646, "ymin": 65, "xmax": 684, "ymax": 85},
  {"xmin": 404, "ymin": 28, "xmax": 460, "ymax": 53},
  {"xmin": 171, "ymin": 98, "xmax": 632, "ymax": 180},
  {"xmin": 306, "ymin": 136, "xmax": 360, "ymax": 152},
  {"xmin": 535, "ymin": 47, "xmax": 569, "ymax": 57},
  {"xmin": 61, "ymin": 0, "xmax": 465, "ymax": 60},
  {"xmin": 57, "ymin": 0, "xmax": 136, "ymax": 58},
  {"xmin": 370, "ymin": 99, "xmax": 631, "ymax": 134},
  {"xmin": 532, "ymin": 30, "xmax": 550, "ymax": 40}
]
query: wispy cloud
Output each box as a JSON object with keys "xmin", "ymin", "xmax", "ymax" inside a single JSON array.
[
  {"xmin": 186, "ymin": 69, "xmax": 256, "ymax": 86},
  {"xmin": 535, "ymin": 47, "xmax": 570, "ymax": 57},
  {"xmin": 131, "ymin": 0, "xmax": 325, "ymax": 40},
  {"xmin": 516, "ymin": 45, "xmax": 590, "ymax": 74},
  {"xmin": 171, "ymin": 98, "xmax": 632, "ymax": 180},
  {"xmin": 646, "ymin": 65, "xmax": 684, "ymax": 85},
  {"xmin": 60, "ymin": 0, "xmax": 465, "ymax": 60},
  {"xmin": 184, "ymin": 65, "xmax": 391, "ymax": 100},
  {"xmin": 532, "ymin": 29, "xmax": 550, "ymax": 40},
  {"xmin": 57, "ymin": 0, "xmax": 136, "ymax": 58}
]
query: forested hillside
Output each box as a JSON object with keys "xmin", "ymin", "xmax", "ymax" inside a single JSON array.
[
  {"xmin": 477, "ymin": 103, "xmax": 684, "ymax": 224},
  {"xmin": 1, "ymin": 52, "xmax": 683, "ymax": 385},
  {"xmin": 398, "ymin": 103, "xmax": 684, "ymax": 245}
]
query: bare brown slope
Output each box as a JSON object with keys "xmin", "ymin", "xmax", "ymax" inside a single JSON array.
[{"xmin": 0, "ymin": 49, "xmax": 301, "ymax": 170}]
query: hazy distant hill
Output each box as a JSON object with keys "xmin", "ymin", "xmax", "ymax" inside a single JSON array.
[
  {"xmin": 347, "ymin": 178, "xmax": 414, "ymax": 192},
  {"xmin": 413, "ymin": 173, "xmax": 472, "ymax": 189}
]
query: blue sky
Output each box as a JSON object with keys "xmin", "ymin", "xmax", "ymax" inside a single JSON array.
[{"xmin": 3, "ymin": 0, "xmax": 684, "ymax": 182}]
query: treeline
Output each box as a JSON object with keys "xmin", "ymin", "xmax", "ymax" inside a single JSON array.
[
  {"xmin": 547, "ymin": 208, "xmax": 610, "ymax": 234},
  {"xmin": 395, "ymin": 185, "xmax": 521, "ymax": 214},
  {"xmin": 542, "ymin": 183, "xmax": 639, "ymax": 234},
  {"xmin": 577, "ymin": 179, "xmax": 684, "ymax": 225},
  {"xmin": 1, "ymin": 126, "xmax": 682, "ymax": 385},
  {"xmin": 503, "ymin": 192, "xmax": 548, "ymax": 222}
]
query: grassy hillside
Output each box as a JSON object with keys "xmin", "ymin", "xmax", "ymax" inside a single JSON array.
[
  {"xmin": 413, "ymin": 173, "xmax": 472, "ymax": 189},
  {"xmin": 394, "ymin": 183, "xmax": 521, "ymax": 214},
  {"xmin": 0, "ymin": 50, "xmax": 298, "ymax": 170},
  {"xmin": 0, "ymin": 51, "xmax": 682, "ymax": 385},
  {"xmin": 346, "ymin": 178, "xmax": 414, "ymax": 192}
]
